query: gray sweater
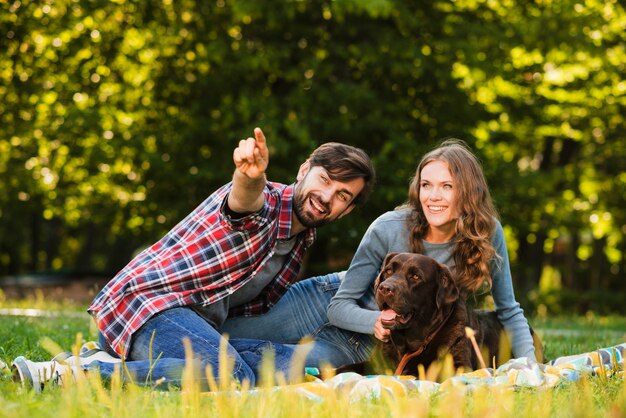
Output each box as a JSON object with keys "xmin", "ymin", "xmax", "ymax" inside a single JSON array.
[{"xmin": 327, "ymin": 208, "xmax": 536, "ymax": 360}]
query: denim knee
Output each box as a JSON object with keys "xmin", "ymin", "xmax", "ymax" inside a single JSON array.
[
  {"xmin": 231, "ymin": 339, "xmax": 295, "ymax": 382},
  {"xmin": 198, "ymin": 356, "xmax": 256, "ymax": 387}
]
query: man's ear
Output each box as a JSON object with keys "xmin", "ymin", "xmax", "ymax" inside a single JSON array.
[{"xmin": 296, "ymin": 160, "xmax": 311, "ymax": 182}]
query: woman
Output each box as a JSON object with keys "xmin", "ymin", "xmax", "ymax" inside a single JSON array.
[{"xmin": 223, "ymin": 139, "xmax": 537, "ymax": 367}]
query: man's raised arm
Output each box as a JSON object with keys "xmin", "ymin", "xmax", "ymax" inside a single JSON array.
[{"xmin": 228, "ymin": 127, "xmax": 270, "ymax": 214}]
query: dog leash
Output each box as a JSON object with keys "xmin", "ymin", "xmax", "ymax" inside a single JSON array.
[{"xmin": 393, "ymin": 306, "xmax": 455, "ymax": 376}]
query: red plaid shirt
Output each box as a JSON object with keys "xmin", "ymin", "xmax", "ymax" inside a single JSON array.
[{"xmin": 88, "ymin": 181, "xmax": 315, "ymax": 358}]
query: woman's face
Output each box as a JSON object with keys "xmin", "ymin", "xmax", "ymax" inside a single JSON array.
[{"xmin": 419, "ymin": 160, "xmax": 460, "ymax": 242}]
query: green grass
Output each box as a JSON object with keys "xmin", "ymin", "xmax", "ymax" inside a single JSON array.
[
  {"xmin": 0, "ymin": 297, "xmax": 625, "ymax": 418},
  {"xmin": 532, "ymin": 314, "xmax": 626, "ymax": 361}
]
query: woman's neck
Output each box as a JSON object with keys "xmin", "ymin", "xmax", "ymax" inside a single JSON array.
[{"xmin": 424, "ymin": 226, "xmax": 455, "ymax": 243}]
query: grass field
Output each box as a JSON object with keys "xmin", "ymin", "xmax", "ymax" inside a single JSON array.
[{"xmin": 1, "ymin": 296, "xmax": 625, "ymax": 418}]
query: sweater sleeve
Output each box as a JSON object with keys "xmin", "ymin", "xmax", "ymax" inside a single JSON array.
[
  {"xmin": 490, "ymin": 221, "xmax": 537, "ymax": 360},
  {"xmin": 326, "ymin": 222, "xmax": 385, "ymax": 333},
  {"xmin": 327, "ymin": 211, "xmax": 411, "ymax": 334}
]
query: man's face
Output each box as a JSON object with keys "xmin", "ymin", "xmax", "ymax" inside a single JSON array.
[{"xmin": 293, "ymin": 164, "xmax": 365, "ymax": 228}]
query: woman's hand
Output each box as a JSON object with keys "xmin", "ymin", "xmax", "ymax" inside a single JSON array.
[{"xmin": 374, "ymin": 314, "xmax": 391, "ymax": 342}]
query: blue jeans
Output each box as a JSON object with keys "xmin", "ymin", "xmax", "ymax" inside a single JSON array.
[
  {"xmin": 92, "ymin": 307, "xmax": 295, "ymax": 389},
  {"xmin": 222, "ymin": 273, "xmax": 374, "ymax": 367}
]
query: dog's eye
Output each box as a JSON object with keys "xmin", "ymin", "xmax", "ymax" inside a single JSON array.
[{"xmin": 411, "ymin": 274, "xmax": 420, "ymax": 281}]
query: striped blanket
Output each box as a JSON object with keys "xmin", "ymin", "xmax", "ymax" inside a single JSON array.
[{"xmin": 276, "ymin": 343, "xmax": 625, "ymax": 401}]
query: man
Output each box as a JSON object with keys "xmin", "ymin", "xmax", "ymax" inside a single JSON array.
[{"xmin": 13, "ymin": 127, "xmax": 375, "ymax": 391}]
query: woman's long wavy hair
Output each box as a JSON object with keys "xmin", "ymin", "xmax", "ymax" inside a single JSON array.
[{"xmin": 404, "ymin": 139, "xmax": 499, "ymax": 294}]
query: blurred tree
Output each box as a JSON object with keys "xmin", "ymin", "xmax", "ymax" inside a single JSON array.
[
  {"xmin": 1, "ymin": 0, "xmax": 624, "ymax": 312},
  {"xmin": 442, "ymin": 0, "xmax": 626, "ymax": 308}
]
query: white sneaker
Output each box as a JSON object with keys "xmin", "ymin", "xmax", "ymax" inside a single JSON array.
[
  {"xmin": 79, "ymin": 341, "xmax": 102, "ymax": 355},
  {"xmin": 11, "ymin": 356, "xmax": 71, "ymax": 392},
  {"xmin": 53, "ymin": 346, "xmax": 122, "ymax": 368}
]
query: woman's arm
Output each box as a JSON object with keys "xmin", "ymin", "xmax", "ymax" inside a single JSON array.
[
  {"xmin": 490, "ymin": 221, "xmax": 537, "ymax": 360},
  {"xmin": 327, "ymin": 211, "xmax": 411, "ymax": 335}
]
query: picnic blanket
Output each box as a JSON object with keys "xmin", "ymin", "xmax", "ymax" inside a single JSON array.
[{"xmin": 268, "ymin": 343, "xmax": 626, "ymax": 401}]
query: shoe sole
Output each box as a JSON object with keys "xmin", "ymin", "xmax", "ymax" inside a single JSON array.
[{"xmin": 11, "ymin": 357, "xmax": 40, "ymax": 392}]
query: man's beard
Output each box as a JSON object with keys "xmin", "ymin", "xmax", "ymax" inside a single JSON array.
[{"xmin": 293, "ymin": 187, "xmax": 332, "ymax": 229}]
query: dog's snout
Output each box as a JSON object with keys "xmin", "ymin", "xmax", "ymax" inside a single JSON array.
[{"xmin": 378, "ymin": 281, "xmax": 395, "ymax": 297}]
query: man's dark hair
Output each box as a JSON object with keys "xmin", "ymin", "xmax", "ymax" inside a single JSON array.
[{"xmin": 307, "ymin": 142, "xmax": 375, "ymax": 206}]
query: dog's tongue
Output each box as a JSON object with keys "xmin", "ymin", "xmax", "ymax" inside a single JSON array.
[{"xmin": 380, "ymin": 309, "xmax": 398, "ymax": 323}]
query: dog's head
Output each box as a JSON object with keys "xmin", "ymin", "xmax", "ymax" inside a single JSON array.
[{"xmin": 374, "ymin": 252, "xmax": 459, "ymax": 330}]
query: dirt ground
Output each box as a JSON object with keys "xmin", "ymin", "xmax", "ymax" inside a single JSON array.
[{"xmin": 1, "ymin": 278, "xmax": 108, "ymax": 305}]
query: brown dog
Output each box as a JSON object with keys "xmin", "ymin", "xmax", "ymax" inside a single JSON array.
[{"xmin": 374, "ymin": 252, "xmax": 542, "ymax": 376}]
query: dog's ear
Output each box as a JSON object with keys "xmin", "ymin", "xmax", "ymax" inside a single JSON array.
[
  {"xmin": 435, "ymin": 262, "xmax": 459, "ymax": 309},
  {"xmin": 382, "ymin": 252, "xmax": 399, "ymax": 268},
  {"xmin": 374, "ymin": 252, "xmax": 399, "ymax": 291}
]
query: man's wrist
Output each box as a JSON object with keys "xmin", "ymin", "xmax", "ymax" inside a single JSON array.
[{"xmin": 233, "ymin": 168, "xmax": 266, "ymax": 184}]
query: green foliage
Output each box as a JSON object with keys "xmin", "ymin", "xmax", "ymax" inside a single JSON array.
[{"xmin": 1, "ymin": 0, "xmax": 625, "ymax": 312}]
